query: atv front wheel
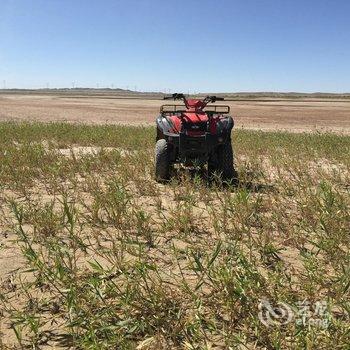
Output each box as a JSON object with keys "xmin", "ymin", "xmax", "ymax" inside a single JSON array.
[{"xmin": 155, "ymin": 139, "xmax": 170, "ymax": 182}]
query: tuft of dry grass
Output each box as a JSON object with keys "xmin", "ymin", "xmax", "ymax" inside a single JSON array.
[{"xmin": 0, "ymin": 122, "xmax": 349, "ymax": 349}]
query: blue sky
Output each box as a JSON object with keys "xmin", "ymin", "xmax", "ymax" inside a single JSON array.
[{"xmin": 0, "ymin": 0, "xmax": 349, "ymax": 92}]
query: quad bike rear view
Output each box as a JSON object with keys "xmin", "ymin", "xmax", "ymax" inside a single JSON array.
[{"xmin": 155, "ymin": 93, "xmax": 237, "ymax": 183}]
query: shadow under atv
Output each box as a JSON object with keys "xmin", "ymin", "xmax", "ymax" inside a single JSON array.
[{"xmin": 164, "ymin": 167, "xmax": 275, "ymax": 194}]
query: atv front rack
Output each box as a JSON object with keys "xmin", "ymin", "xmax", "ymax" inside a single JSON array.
[{"xmin": 160, "ymin": 104, "xmax": 230, "ymax": 115}]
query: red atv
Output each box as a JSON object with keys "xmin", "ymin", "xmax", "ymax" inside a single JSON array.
[{"xmin": 155, "ymin": 93, "xmax": 237, "ymax": 183}]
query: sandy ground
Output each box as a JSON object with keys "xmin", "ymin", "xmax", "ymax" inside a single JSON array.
[
  {"xmin": 0, "ymin": 92, "xmax": 349, "ymax": 298},
  {"xmin": 0, "ymin": 93, "xmax": 350, "ymax": 133},
  {"xmin": 0, "ymin": 99, "xmax": 349, "ymax": 345}
]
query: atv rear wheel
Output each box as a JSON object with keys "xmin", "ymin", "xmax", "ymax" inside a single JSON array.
[
  {"xmin": 218, "ymin": 141, "xmax": 238, "ymax": 183},
  {"xmin": 155, "ymin": 139, "xmax": 170, "ymax": 182},
  {"xmin": 209, "ymin": 141, "xmax": 238, "ymax": 184}
]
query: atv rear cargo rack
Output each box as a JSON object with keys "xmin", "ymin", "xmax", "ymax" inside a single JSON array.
[{"xmin": 160, "ymin": 104, "xmax": 230, "ymax": 115}]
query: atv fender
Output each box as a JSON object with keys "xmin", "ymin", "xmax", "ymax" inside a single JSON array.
[
  {"xmin": 156, "ymin": 115, "xmax": 176, "ymax": 140},
  {"xmin": 216, "ymin": 116, "xmax": 234, "ymax": 135}
]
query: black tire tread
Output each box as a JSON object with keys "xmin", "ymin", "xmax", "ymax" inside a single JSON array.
[
  {"xmin": 217, "ymin": 141, "xmax": 238, "ymax": 182},
  {"xmin": 155, "ymin": 139, "xmax": 170, "ymax": 182}
]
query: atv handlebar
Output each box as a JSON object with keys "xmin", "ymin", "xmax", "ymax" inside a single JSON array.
[
  {"xmin": 163, "ymin": 93, "xmax": 224, "ymax": 104},
  {"xmin": 203, "ymin": 96, "xmax": 224, "ymax": 103},
  {"xmin": 163, "ymin": 93, "xmax": 186, "ymax": 100}
]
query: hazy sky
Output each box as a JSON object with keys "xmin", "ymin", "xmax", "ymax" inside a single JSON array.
[{"xmin": 0, "ymin": 0, "xmax": 349, "ymax": 92}]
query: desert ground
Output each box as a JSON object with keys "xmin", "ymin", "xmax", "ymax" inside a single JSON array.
[
  {"xmin": 0, "ymin": 92, "xmax": 350, "ymax": 133},
  {"xmin": 0, "ymin": 92, "xmax": 349, "ymax": 348}
]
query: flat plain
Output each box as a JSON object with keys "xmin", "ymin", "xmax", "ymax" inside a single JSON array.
[{"xmin": 0, "ymin": 91, "xmax": 350, "ymax": 133}]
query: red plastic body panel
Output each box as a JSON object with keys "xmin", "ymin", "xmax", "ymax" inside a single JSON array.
[
  {"xmin": 163, "ymin": 98, "xmax": 228, "ymax": 136},
  {"xmin": 168, "ymin": 112, "xmax": 223, "ymax": 135}
]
